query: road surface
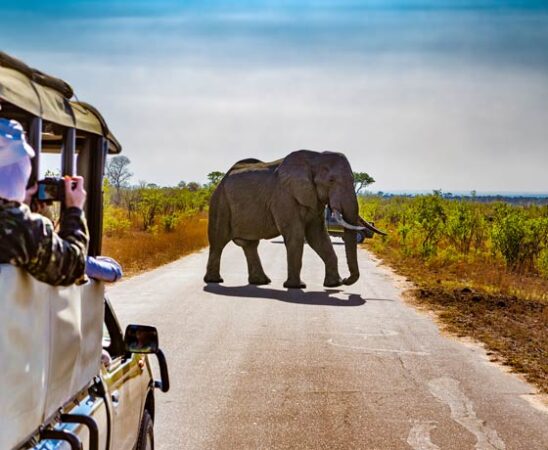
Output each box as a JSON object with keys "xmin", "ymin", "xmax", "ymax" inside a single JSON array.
[{"xmin": 108, "ymin": 240, "xmax": 547, "ymax": 450}]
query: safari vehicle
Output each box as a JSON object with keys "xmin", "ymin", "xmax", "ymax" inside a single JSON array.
[
  {"xmin": 0, "ymin": 52, "xmax": 169, "ymax": 450},
  {"xmin": 325, "ymin": 207, "xmax": 375, "ymax": 244}
]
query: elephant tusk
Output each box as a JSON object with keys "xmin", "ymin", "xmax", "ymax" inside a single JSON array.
[
  {"xmin": 359, "ymin": 217, "xmax": 387, "ymax": 236},
  {"xmin": 332, "ymin": 210, "xmax": 366, "ymax": 231}
]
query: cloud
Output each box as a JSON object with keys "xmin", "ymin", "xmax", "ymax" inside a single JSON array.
[{"xmin": 1, "ymin": 3, "xmax": 547, "ymax": 191}]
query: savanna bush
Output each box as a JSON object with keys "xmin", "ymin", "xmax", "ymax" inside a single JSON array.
[
  {"xmin": 103, "ymin": 206, "xmax": 131, "ymax": 237},
  {"xmin": 359, "ymin": 192, "xmax": 548, "ymax": 277},
  {"xmin": 114, "ymin": 184, "xmax": 212, "ymax": 232},
  {"xmin": 491, "ymin": 205, "xmax": 548, "ymax": 271},
  {"xmin": 445, "ymin": 201, "xmax": 483, "ymax": 254},
  {"xmin": 413, "ymin": 193, "xmax": 446, "ymax": 257},
  {"xmin": 161, "ymin": 213, "xmax": 179, "ymax": 232},
  {"xmin": 396, "ymin": 205, "xmax": 413, "ymax": 253}
]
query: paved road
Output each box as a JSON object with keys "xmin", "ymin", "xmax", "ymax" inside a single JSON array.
[{"xmin": 108, "ymin": 240, "xmax": 547, "ymax": 450}]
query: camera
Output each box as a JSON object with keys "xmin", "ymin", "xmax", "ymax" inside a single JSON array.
[{"xmin": 36, "ymin": 177, "xmax": 75, "ymax": 202}]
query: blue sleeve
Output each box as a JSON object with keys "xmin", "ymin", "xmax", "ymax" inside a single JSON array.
[{"xmin": 85, "ymin": 256, "xmax": 123, "ymax": 282}]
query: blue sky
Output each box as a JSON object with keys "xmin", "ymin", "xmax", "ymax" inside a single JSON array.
[{"xmin": 1, "ymin": 1, "xmax": 548, "ymax": 192}]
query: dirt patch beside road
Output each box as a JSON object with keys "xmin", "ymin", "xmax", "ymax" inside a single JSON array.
[
  {"xmin": 364, "ymin": 240, "xmax": 548, "ymax": 395},
  {"xmin": 409, "ymin": 285, "xmax": 547, "ymax": 393}
]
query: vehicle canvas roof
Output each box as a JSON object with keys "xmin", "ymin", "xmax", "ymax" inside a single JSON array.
[{"xmin": 0, "ymin": 51, "xmax": 121, "ymax": 154}]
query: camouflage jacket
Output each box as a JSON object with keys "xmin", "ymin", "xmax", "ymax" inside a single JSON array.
[{"xmin": 0, "ymin": 198, "xmax": 89, "ymax": 286}]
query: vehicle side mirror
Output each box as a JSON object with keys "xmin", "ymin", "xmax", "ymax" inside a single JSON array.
[{"xmin": 124, "ymin": 325, "xmax": 159, "ymax": 354}]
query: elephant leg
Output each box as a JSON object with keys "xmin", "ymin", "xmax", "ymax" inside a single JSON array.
[
  {"xmin": 282, "ymin": 232, "xmax": 306, "ymax": 289},
  {"xmin": 305, "ymin": 221, "xmax": 342, "ymax": 288},
  {"xmin": 204, "ymin": 188, "xmax": 231, "ymax": 283},
  {"xmin": 204, "ymin": 240, "xmax": 229, "ymax": 283},
  {"xmin": 234, "ymin": 239, "xmax": 271, "ymax": 285}
]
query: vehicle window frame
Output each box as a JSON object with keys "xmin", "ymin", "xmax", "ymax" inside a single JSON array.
[{"xmin": 103, "ymin": 298, "xmax": 126, "ymax": 358}]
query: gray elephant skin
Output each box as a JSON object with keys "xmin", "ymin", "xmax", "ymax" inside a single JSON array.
[{"xmin": 204, "ymin": 150, "xmax": 383, "ymax": 289}]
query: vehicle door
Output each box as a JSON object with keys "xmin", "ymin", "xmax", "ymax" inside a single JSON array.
[{"xmin": 102, "ymin": 302, "xmax": 147, "ymax": 450}]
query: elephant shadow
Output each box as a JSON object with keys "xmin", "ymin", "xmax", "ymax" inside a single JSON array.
[{"xmin": 203, "ymin": 284, "xmax": 366, "ymax": 307}]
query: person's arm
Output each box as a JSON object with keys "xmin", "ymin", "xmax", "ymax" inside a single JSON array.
[
  {"xmin": 0, "ymin": 201, "xmax": 89, "ymax": 286},
  {"xmin": 18, "ymin": 177, "xmax": 89, "ymax": 286}
]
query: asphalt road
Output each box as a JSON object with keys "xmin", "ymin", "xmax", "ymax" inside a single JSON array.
[{"xmin": 108, "ymin": 240, "xmax": 547, "ymax": 450}]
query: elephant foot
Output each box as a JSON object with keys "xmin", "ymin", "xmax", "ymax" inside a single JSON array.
[
  {"xmin": 284, "ymin": 279, "xmax": 306, "ymax": 289},
  {"xmin": 249, "ymin": 274, "xmax": 271, "ymax": 285},
  {"xmin": 204, "ymin": 273, "xmax": 224, "ymax": 283},
  {"xmin": 324, "ymin": 276, "xmax": 343, "ymax": 288}
]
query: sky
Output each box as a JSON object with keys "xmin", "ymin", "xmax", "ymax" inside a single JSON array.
[{"xmin": 1, "ymin": 1, "xmax": 548, "ymax": 193}]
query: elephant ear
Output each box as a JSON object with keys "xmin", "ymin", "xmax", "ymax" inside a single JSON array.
[{"xmin": 277, "ymin": 150, "xmax": 319, "ymax": 209}]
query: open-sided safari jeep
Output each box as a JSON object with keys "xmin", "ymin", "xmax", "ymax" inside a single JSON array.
[{"xmin": 0, "ymin": 52, "xmax": 169, "ymax": 450}]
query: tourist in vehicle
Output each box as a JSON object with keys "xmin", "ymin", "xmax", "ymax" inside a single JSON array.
[
  {"xmin": 28, "ymin": 189, "xmax": 123, "ymax": 283},
  {"xmin": 0, "ymin": 118, "xmax": 89, "ymax": 286}
]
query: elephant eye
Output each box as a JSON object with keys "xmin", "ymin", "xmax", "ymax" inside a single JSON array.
[{"xmin": 328, "ymin": 177, "xmax": 336, "ymax": 184}]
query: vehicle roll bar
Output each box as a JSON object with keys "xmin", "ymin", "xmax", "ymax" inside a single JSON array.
[
  {"xmin": 39, "ymin": 429, "xmax": 83, "ymax": 450},
  {"xmin": 60, "ymin": 414, "xmax": 99, "ymax": 450}
]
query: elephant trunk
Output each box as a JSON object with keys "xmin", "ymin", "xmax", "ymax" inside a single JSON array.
[
  {"xmin": 333, "ymin": 196, "xmax": 360, "ymax": 286},
  {"xmin": 342, "ymin": 229, "xmax": 359, "ymax": 285}
]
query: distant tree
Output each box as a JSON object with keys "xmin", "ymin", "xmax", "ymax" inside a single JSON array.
[
  {"xmin": 207, "ymin": 171, "xmax": 225, "ymax": 187},
  {"xmin": 106, "ymin": 156, "xmax": 133, "ymax": 203},
  {"xmin": 45, "ymin": 168, "xmax": 61, "ymax": 177},
  {"xmin": 177, "ymin": 180, "xmax": 187, "ymax": 189},
  {"xmin": 187, "ymin": 182, "xmax": 201, "ymax": 192},
  {"xmin": 136, "ymin": 184, "xmax": 162, "ymax": 231},
  {"xmin": 353, "ymin": 172, "xmax": 375, "ymax": 194}
]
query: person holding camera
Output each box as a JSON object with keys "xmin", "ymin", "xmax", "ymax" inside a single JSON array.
[{"xmin": 0, "ymin": 118, "xmax": 89, "ymax": 286}]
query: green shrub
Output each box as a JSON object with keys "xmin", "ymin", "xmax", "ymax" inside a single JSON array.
[
  {"xmin": 446, "ymin": 201, "xmax": 483, "ymax": 254},
  {"xmin": 491, "ymin": 206, "xmax": 548, "ymax": 271},
  {"xmin": 397, "ymin": 206, "xmax": 413, "ymax": 253},
  {"xmin": 103, "ymin": 206, "xmax": 131, "ymax": 237},
  {"xmin": 413, "ymin": 193, "xmax": 446, "ymax": 257},
  {"xmin": 161, "ymin": 213, "xmax": 179, "ymax": 232}
]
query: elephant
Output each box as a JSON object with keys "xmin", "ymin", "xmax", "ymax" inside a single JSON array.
[{"xmin": 204, "ymin": 150, "xmax": 384, "ymax": 289}]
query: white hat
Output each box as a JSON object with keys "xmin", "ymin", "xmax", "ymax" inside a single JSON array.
[{"xmin": 0, "ymin": 118, "xmax": 36, "ymax": 167}]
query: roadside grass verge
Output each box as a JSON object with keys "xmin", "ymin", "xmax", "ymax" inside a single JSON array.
[
  {"xmin": 360, "ymin": 194, "xmax": 548, "ymax": 393},
  {"xmin": 103, "ymin": 214, "xmax": 209, "ymax": 276},
  {"xmin": 364, "ymin": 238, "xmax": 548, "ymax": 394}
]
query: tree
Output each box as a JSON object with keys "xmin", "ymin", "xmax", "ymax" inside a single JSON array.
[
  {"xmin": 177, "ymin": 180, "xmax": 187, "ymax": 189},
  {"xmin": 106, "ymin": 156, "xmax": 133, "ymax": 204},
  {"xmin": 207, "ymin": 171, "xmax": 225, "ymax": 187},
  {"xmin": 353, "ymin": 172, "xmax": 375, "ymax": 194},
  {"xmin": 187, "ymin": 182, "xmax": 201, "ymax": 192},
  {"xmin": 45, "ymin": 169, "xmax": 60, "ymax": 177}
]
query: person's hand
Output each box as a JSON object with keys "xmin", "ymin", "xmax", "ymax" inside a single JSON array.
[{"xmin": 64, "ymin": 176, "xmax": 86, "ymax": 210}]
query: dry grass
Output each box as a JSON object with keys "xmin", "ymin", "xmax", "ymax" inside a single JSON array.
[
  {"xmin": 373, "ymin": 243, "xmax": 548, "ymax": 301},
  {"xmin": 414, "ymin": 287, "xmax": 547, "ymax": 392},
  {"xmin": 365, "ymin": 241, "xmax": 548, "ymax": 393},
  {"xmin": 103, "ymin": 214, "xmax": 209, "ymax": 276}
]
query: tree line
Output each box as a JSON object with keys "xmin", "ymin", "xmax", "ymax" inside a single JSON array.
[
  {"xmin": 104, "ymin": 156, "xmax": 218, "ymax": 235},
  {"xmin": 359, "ymin": 192, "xmax": 548, "ymax": 278}
]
